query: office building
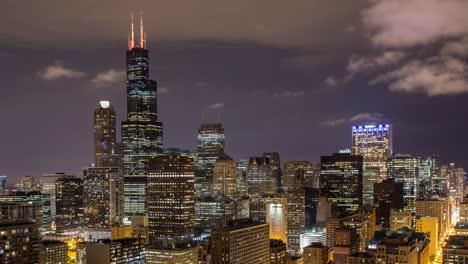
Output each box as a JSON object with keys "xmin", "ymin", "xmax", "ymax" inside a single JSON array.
[
  {"xmin": 40, "ymin": 240, "xmax": 68, "ymax": 264},
  {"xmin": 320, "ymin": 153, "xmax": 363, "ymax": 216},
  {"xmin": 213, "ymin": 157, "xmax": 237, "ymax": 199},
  {"xmin": 362, "ymin": 167, "xmax": 380, "ymax": 206},
  {"xmin": 347, "ymin": 253, "xmax": 376, "ymax": 264},
  {"xmin": 459, "ymin": 196, "xmax": 468, "ymax": 222},
  {"xmin": 266, "ymin": 201, "xmax": 288, "ymax": 245},
  {"xmin": 83, "ymin": 167, "xmax": 123, "ymax": 229},
  {"xmin": 76, "ymin": 238, "xmax": 145, "ymax": 263},
  {"xmin": 443, "ymin": 163, "xmax": 466, "ymax": 204},
  {"xmin": 41, "ymin": 173, "xmax": 75, "ymax": 223},
  {"xmin": 210, "ymin": 219, "xmax": 270, "ymax": 264},
  {"xmin": 195, "ymin": 195, "xmax": 235, "ymax": 229},
  {"xmin": 94, "ymin": 101, "xmax": 122, "ymax": 168},
  {"xmin": 373, "ymin": 179, "xmax": 404, "ymax": 228},
  {"xmin": 443, "ymin": 235, "xmax": 468, "ymax": 264},
  {"xmin": 390, "ymin": 209, "xmax": 412, "ymax": 231},
  {"xmin": 55, "ymin": 176, "xmax": 84, "ymax": 233},
  {"xmin": 249, "ymin": 195, "xmax": 288, "ymax": 223},
  {"xmin": 122, "ymin": 14, "xmax": 164, "ymax": 217},
  {"xmin": 145, "ymin": 243, "xmax": 199, "ymax": 263},
  {"xmin": 195, "ymin": 122, "xmax": 225, "ymax": 196},
  {"xmin": 247, "ymin": 156, "xmax": 276, "ymax": 195},
  {"xmin": 0, "ymin": 191, "xmax": 52, "ymax": 233},
  {"xmin": 416, "ymin": 198, "xmax": 450, "ymax": 244},
  {"xmin": 236, "ymin": 159, "xmax": 248, "ymax": 195},
  {"xmin": 283, "ymin": 161, "xmax": 315, "ymax": 192},
  {"xmin": 0, "ymin": 175, "xmax": 5, "ymax": 194},
  {"xmin": 419, "ymin": 156, "xmax": 437, "ymax": 198},
  {"xmin": 263, "ymin": 152, "xmax": 282, "ymax": 193},
  {"xmin": 147, "ymin": 155, "xmax": 195, "ymax": 243},
  {"xmin": 18, "ymin": 175, "xmax": 37, "ymax": 192},
  {"xmin": 270, "ymin": 239, "xmax": 288, "ymax": 264},
  {"xmin": 0, "ymin": 202, "xmax": 41, "ymax": 263},
  {"xmin": 303, "ymin": 242, "xmax": 328, "ymax": 264},
  {"xmin": 388, "ymin": 154, "xmax": 420, "ymax": 213},
  {"xmin": 415, "ymin": 217, "xmax": 438, "ymax": 257},
  {"xmin": 352, "ymin": 124, "xmax": 392, "ymax": 181}
]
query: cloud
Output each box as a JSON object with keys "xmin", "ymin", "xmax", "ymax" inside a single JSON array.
[
  {"xmin": 320, "ymin": 119, "xmax": 346, "ymax": 127},
  {"xmin": 347, "ymin": 51, "xmax": 406, "ymax": 77},
  {"xmin": 323, "ymin": 76, "xmax": 338, "ymax": 87},
  {"xmin": 91, "ymin": 69, "xmax": 125, "ymax": 87},
  {"xmin": 274, "ymin": 90, "xmax": 305, "ymax": 97},
  {"xmin": 441, "ymin": 37, "xmax": 468, "ymax": 57},
  {"xmin": 209, "ymin": 103, "xmax": 224, "ymax": 109},
  {"xmin": 321, "ymin": 112, "xmax": 384, "ymax": 127},
  {"xmin": 1, "ymin": 1, "xmax": 366, "ymax": 48},
  {"xmin": 158, "ymin": 87, "xmax": 169, "ymax": 94},
  {"xmin": 349, "ymin": 112, "xmax": 383, "ymax": 122},
  {"xmin": 37, "ymin": 63, "xmax": 85, "ymax": 80},
  {"xmin": 362, "ymin": 0, "xmax": 468, "ymax": 47},
  {"xmin": 372, "ymin": 57, "xmax": 468, "ymax": 96}
]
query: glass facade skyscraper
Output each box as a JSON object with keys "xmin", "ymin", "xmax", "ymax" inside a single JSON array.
[
  {"xmin": 352, "ymin": 124, "xmax": 392, "ymax": 181},
  {"xmin": 195, "ymin": 122, "xmax": 225, "ymax": 197},
  {"xmin": 320, "ymin": 153, "xmax": 363, "ymax": 217},
  {"xmin": 121, "ymin": 14, "xmax": 163, "ymax": 217},
  {"xmin": 388, "ymin": 154, "xmax": 420, "ymax": 214}
]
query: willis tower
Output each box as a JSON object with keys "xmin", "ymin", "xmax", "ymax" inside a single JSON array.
[{"xmin": 122, "ymin": 13, "xmax": 163, "ymax": 217}]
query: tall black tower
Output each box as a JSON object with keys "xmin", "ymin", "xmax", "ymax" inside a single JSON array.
[{"xmin": 122, "ymin": 13, "xmax": 163, "ymax": 217}]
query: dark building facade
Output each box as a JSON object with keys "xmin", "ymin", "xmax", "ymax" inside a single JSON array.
[
  {"xmin": 320, "ymin": 153, "xmax": 363, "ymax": 216},
  {"xmin": 55, "ymin": 176, "xmax": 84, "ymax": 232},
  {"xmin": 122, "ymin": 14, "xmax": 163, "ymax": 217},
  {"xmin": 373, "ymin": 178, "xmax": 404, "ymax": 227}
]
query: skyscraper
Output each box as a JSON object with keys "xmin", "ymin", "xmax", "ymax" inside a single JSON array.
[
  {"xmin": 195, "ymin": 122, "xmax": 225, "ymax": 197},
  {"xmin": 41, "ymin": 172, "xmax": 75, "ymax": 225},
  {"xmin": 352, "ymin": 124, "xmax": 392, "ymax": 181},
  {"xmin": 388, "ymin": 154, "xmax": 420, "ymax": 214},
  {"xmin": 83, "ymin": 167, "xmax": 124, "ymax": 229},
  {"xmin": 147, "ymin": 155, "xmax": 195, "ymax": 243},
  {"xmin": 94, "ymin": 101, "xmax": 121, "ymax": 168},
  {"xmin": 212, "ymin": 157, "xmax": 237, "ymax": 199},
  {"xmin": 320, "ymin": 153, "xmax": 363, "ymax": 216},
  {"xmin": 247, "ymin": 156, "xmax": 276, "ymax": 195},
  {"xmin": 0, "ymin": 175, "xmax": 6, "ymax": 194},
  {"xmin": 121, "ymin": 14, "xmax": 164, "ymax": 217}
]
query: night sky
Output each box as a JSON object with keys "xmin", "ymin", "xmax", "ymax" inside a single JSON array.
[{"xmin": 1, "ymin": 0, "xmax": 468, "ymax": 182}]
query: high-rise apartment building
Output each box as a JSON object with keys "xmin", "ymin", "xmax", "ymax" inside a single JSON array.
[
  {"xmin": 83, "ymin": 167, "xmax": 124, "ymax": 229},
  {"xmin": 121, "ymin": 14, "xmax": 163, "ymax": 217},
  {"xmin": 320, "ymin": 153, "xmax": 363, "ymax": 216},
  {"xmin": 94, "ymin": 101, "xmax": 122, "ymax": 168},
  {"xmin": 388, "ymin": 154, "xmax": 420, "ymax": 214},
  {"xmin": 55, "ymin": 176, "xmax": 84, "ymax": 233},
  {"xmin": 211, "ymin": 219, "xmax": 270, "ymax": 264},
  {"xmin": 213, "ymin": 157, "xmax": 237, "ymax": 199},
  {"xmin": 352, "ymin": 124, "xmax": 392, "ymax": 181},
  {"xmin": 195, "ymin": 122, "xmax": 225, "ymax": 196},
  {"xmin": 147, "ymin": 155, "xmax": 195, "ymax": 243}
]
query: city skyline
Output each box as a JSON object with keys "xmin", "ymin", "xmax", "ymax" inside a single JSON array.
[{"xmin": 2, "ymin": 1, "xmax": 468, "ymax": 182}]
